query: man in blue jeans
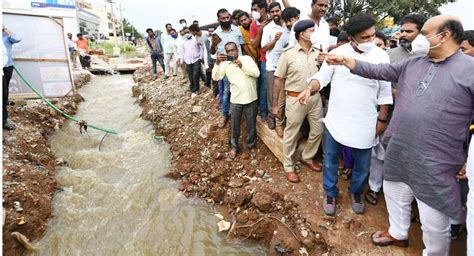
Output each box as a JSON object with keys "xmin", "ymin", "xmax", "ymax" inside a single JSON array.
[
  {"xmin": 145, "ymin": 28, "xmax": 165, "ymax": 80},
  {"xmin": 296, "ymin": 14, "xmax": 393, "ymax": 216}
]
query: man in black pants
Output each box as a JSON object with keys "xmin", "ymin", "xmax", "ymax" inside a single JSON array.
[
  {"xmin": 3, "ymin": 25, "xmax": 21, "ymax": 130},
  {"xmin": 179, "ymin": 27, "xmax": 205, "ymax": 98}
]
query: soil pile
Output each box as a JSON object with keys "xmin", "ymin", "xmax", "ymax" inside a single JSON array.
[{"xmin": 2, "ymin": 70, "xmax": 91, "ymax": 256}]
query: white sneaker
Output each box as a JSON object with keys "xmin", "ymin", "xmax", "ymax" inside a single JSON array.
[{"xmin": 191, "ymin": 93, "xmax": 197, "ymax": 99}]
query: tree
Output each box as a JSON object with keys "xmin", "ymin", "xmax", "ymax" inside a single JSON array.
[
  {"xmin": 122, "ymin": 18, "xmax": 142, "ymax": 39},
  {"xmin": 327, "ymin": 0, "xmax": 456, "ymax": 25}
]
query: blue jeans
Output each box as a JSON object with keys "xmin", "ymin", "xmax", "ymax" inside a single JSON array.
[
  {"xmin": 219, "ymin": 76, "xmax": 231, "ymax": 118},
  {"xmin": 323, "ymin": 129, "xmax": 372, "ymax": 197},
  {"xmin": 151, "ymin": 53, "xmax": 165, "ymax": 74},
  {"xmin": 257, "ymin": 61, "xmax": 268, "ymax": 117}
]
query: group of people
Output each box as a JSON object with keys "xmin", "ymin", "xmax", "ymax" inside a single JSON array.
[
  {"xmin": 66, "ymin": 33, "xmax": 94, "ymax": 69},
  {"xmin": 147, "ymin": 0, "xmax": 474, "ymax": 255}
]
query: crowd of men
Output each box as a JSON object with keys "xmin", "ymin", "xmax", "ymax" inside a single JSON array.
[{"xmin": 145, "ymin": 0, "xmax": 474, "ymax": 254}]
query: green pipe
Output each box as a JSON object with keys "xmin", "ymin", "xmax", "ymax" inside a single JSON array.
[{"xmin": 13, "ymin": 65, "xmax": 119, "ymax": 135}]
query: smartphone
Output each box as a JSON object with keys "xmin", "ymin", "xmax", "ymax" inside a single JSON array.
[{"xmin": 226, "ymin": 55, "xmax": 235, "ymax": 61}]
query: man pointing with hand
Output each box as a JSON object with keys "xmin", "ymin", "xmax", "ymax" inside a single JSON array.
[
  {"xmin": 298, "ymin": 14, "xmax": 392, "ymax": 216},
  {"xmin": 299, "ymin": 15, "xmax": 473, "ymax": 255}
]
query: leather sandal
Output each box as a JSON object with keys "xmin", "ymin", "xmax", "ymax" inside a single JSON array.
[
  {"xmin": 371, "ymin": 231, "xmax": 409, "ymax": 248},
  {"xmin": 286, "ymin": 171, "xmax": 300, "ymax": 183}
]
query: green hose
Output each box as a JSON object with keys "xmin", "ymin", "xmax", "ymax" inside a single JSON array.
[{"xmin": 13, "ymin": 65, "xmax": 119, "ymax": 135}]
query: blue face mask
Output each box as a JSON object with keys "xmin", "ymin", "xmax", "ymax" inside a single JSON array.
[{"xmin": 171, "ymin": 34, "xmax": 178, "ymax": 39}]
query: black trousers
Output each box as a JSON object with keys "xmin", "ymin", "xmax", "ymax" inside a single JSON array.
[
  {"xmin": 79, "ymin": 55, "xmax": 91, "ymax": 69},
  {"xmin": 230, "ymin": 100, "xmax": 258, "ymax": 151},
  {"xmin": 3, "ymin": 66, "xmax": 14, "ymax": 126},
  {"xmin": 186, "ymin": 60, "xmax": 201, "ymax": 93}
]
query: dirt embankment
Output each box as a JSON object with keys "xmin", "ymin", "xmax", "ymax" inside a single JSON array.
[
  {"xmin": 2, "ymin": 70, "xmax": 91, "ymax": 256},
  {"xmin": 131, "ymin": 66, "xmax": 433, "ymax": 255}
]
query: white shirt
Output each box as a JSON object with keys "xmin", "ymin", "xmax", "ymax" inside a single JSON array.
[
  {"xmin": 261, "ymin": 21, "xmax": 290, "ymax": 71},
  {"xmin": 289, "ymin": 17, "xmax": 330, "ymax": 51},
  {"xmin": 308, "ymin": 43, "xmax": 393, "ymax": 149},
  {"xmin": 176, "ymin": 36, "xmax": 185, "ymax": 59},
  {"xmin": 195, "ymin": 31, "xmax": 209, "ymax": 46}
]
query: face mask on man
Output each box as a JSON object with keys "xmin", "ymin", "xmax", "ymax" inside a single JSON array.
[
  {"xmin": 252, "ymin": 11, "xmax": 261, "ymax": 21},
  {"xmin": 353, "ymin": 38, "xmax": 375, "ymax": 53},
  {"xmin": 411, "ymin": 31, "xmax": 445, "ymax": 55},
  {"xmin": 221, "ymin": 21, "xmax": 232, "ymax": 30},
  {"xmin": 180, "ymin": 22, "xmax": 187, "ymax": 28},
  {"xmin": 184, "ymin": 33, "xmax": 192, "ymax": 39},
  {"xmin": 171, "ymin": 34, "xmax": 178, "ymax": 39}
]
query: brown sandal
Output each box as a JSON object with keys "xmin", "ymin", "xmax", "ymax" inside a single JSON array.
[
  {"xmin": 365, "ymin": 190, "xmax": 378, "ymax": 205},
  {"xmin": 371, "ymin": 231, "xmax": 409, "ymax": 247}
]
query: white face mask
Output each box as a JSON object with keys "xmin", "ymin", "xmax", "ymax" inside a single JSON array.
[
  {"xmin": 411, "ymin": 32, "xmax": 444, "ymax": 55},
  {"xmin": 353, "ymin": 39, "xmax": 375, "ymax": 52},
  {"xmin": 180, "ymin": 22, "xmax": 187, "ymax": 28},
  {"xmin": 251, "ymin": 11, "xmax": 261, "ymax": 21},
  {"xmin": 184, "ymin": 33, "xmax": 192, "ymax": 39}
]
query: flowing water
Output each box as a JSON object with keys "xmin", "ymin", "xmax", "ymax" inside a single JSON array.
[{"xmin": 32, "ymin": 75, "xmax": 265, "ymax": 255}]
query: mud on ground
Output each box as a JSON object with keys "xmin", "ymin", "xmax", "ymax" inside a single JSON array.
[
  {"xmin": 2, "ymin": 70, "xmax": 91, "ymax": 256},
  {"xmin": 131, "ymin": 66, "xmax": 445, "ymax": 255}
]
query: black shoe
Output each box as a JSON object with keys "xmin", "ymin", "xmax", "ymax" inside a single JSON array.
[
  {"xmin": 163, "ymin": 75, "xmax": 170, "ymax": 80},
  {"xmin": 451, "ymin": 224, "xmax": 463, "ymax": 240},
  {"xmin": 3, "ymin": 122, "xmax": 16, "ymax": 130}
]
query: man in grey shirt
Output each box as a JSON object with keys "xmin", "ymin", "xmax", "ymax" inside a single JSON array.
[
  {"xmin": 366, "ymin": 13, "xmax": 427, "ymax": 206},
  {"xmin": 300, "ymin": 15, "xmax": 473, "ymax": 255}
]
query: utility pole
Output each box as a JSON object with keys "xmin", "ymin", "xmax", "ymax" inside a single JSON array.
[
  {"xmin": 107, "ymin": 0, "xmax": 120, "ymax": 56},
  {"xmin": 119, "ymin": 2, "xmax": 126, "ymax": 51}
]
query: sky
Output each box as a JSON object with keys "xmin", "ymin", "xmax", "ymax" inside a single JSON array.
[{"xmin": 116, "ymin": 0, "xmax": 474, "ymax": 35}]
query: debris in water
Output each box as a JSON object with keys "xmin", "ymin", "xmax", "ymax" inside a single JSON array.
[
  {"xmin": 214, "ymin": 214, "xmax": 224, "ymax": 220},
  {"xmin": 217, "ymin": 220, "xmax": 231, "ymax": 232},
  {"xmin": 153, "ymin": 135, "xmax": 165, "ymax": 143}
]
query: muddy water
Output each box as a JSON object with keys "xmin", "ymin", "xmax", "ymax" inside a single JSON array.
[{"xmin": 33, "ymin": 75, "xmax": 265, "ymax": 255}]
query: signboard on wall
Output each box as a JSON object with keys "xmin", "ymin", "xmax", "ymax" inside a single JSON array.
[
  {"xmin": 3, "ymin": 13, "xmax": 75, "ymax": 99},
  {"xmin": 2, "ymin": 0, "xmax": 76, "ymax": 17}
]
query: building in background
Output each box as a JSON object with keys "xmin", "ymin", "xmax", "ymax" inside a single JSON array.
[{"xmin": 2, "ymin": 0, "xmax": 79, "ymax": 37}]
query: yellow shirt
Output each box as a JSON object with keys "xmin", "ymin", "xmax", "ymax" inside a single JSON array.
[
  {"xmin": 212, "ymin": 55, "xmax": 260, "ymax": 105},
  {"xmin": 274, "ymin": 42, "xmax": 320, "ymax": 92}
]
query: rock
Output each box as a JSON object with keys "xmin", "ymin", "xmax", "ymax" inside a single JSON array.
[
  {"xmin": 299, "ymin": 247, "xmax": 309, "ymax": 256},
  {"xmin": 214, "ymin": 214, "xmax": 224, "ymax": 220},
  {"xmin": 251, "ymin": 192, "xmax": 273, "ymax": 212},
  {"xmin": 241, "ymin": 152, "xmax": 250, "ymax": 159},
  {"xmin": 301, "ymin": 229, "xmax": 308, "ymax": 238},
  {"xmin": 228, "ymin": 177, "xmax": 244, "ymax": 188},
  {"xmin": 250, "ymin": 160, "xmax": 258, "ymax": 166},
  {"xmin": 210, "ymin": 186, "xmax": 225, "ymax": 202},
  {"xmin": 192, "ymin": 106, "xmax": 202, "ymax": 113},
  {"xmin": 5, "ymin": 136, "xmax": 16, "ymax": 143},
  {"xmin": 302, "ymin": 238, "xmax": 315, "ymax": 249},
  {"xmin": 217, "ymin": 220, "xmax": 231, "ymax": 232},
  {"xmin": 256, "ymin": 169, "xmax": 265, "ymax": 177}
]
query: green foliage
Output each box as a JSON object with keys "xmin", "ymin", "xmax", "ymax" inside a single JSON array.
[
  {"xmin": 327, "ymin": 0, "xmax": 456, "ymax": 25},
  {"xmin": 122, "ymin": 18, "xmax": 142, "ymax": 39},
  {"xmin": 96, "ymin": 41, "xmax": 136, "ymax": 55}
]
